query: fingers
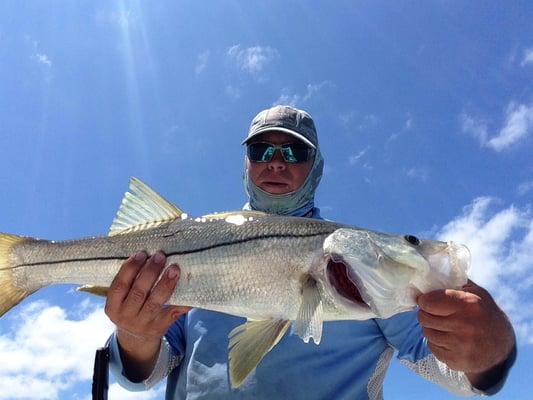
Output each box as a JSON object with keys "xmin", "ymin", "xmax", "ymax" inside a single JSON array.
[
  {"xmin": 421, "ymin": 327, "xmax": 452, "ymax": 349},
  {"xmin": 417, "ymin": 281, "xmax": 517, "ymax": 374},
  {"xmin": 146, "ymin": 270, "xmax": 192, "ymax": 334},
  {"xmin": 417, "ymin": 307, "xmax": 479, "ymax": 337},
  {"xmin": 417, "ymin": 310, "xmax": 454, "ymax": 332},
  {"xmin": 417, "ymin": 289, "xmax": 481, "ymax": 316},
  {"xmin": 137, "ymin": 264, "xmax": 181, "ymax": 320},
  {"xmin": 106, "ymin": 252, "xmax": 148, "ymax": 317},
  {"xmin": 122, "ymin": 252, "xmax": 167, "ymax": 318},
  {"xmin": 104, "ymin": 251, "xmax": 190, "ymax": 340},
  {"xmin": 418, "ymin": 311, "xmax": 460, "ymax": 367}
]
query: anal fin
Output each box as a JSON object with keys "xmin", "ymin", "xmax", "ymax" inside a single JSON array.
[
  {"xmin": 228, "ymin": 319, "xmax": 290, "ymax": 388},
  {"xmin": 77, "ymin": 285, "xmax": 110, "ymax": 298}
]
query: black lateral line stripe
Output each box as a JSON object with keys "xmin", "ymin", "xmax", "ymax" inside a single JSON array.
[
  {"xmin": 13, "ymin": 231, "xmax": 329, "ymax": 269},
  {"xmin": 12, "ymin": 255, "xmax": 128, "ymax": 269}
]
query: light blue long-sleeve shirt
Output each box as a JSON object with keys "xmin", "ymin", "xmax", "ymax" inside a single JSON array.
[{"xmin": 108, "ymin": 208, "xmax": 512, "ymax": 399}]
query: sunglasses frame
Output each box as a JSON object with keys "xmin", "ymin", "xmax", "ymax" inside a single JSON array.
[{"xmin": 247, "ymin": 142, "xmax": 315, "ymax": 164}]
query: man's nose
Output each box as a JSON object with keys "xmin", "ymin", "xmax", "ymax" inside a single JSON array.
[{"xmin": 267, "ymin": 150, "xmax": 286, "ymax": 171}]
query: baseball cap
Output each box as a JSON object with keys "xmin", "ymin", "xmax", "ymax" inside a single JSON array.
[{"xmin": 242, "ymin": 105, "xmax": 318, "ymax": 149}]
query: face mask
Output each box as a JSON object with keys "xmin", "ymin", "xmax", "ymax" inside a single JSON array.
[{"xmin": 243, "ymin": 148, "xmax": 324, "ymax": 216}]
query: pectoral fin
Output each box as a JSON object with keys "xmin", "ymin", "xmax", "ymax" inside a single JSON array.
[
  {"xmin": 228, "ymin": 319, "xmax": 290, "ymax": 388},
  {"xmin": 294, "ymin": 275, "xmax": 323, "ymax": 345}
]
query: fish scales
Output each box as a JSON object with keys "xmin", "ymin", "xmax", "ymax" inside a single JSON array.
[
  {"xmin": 9, "ymin": 216, "xmax": 340, "ymax": 320},
  {"xmin": 0, "ymin": 177, "xmax": 470, "ymax": 388},
  {"xmin": 168, "ymin": 229, "xmax": 330, "ymax": 320}
]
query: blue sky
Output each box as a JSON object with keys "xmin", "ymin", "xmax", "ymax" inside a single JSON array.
[{"xmin": 0, "ymin": 1, "xmax": 532, "ymax": 398}]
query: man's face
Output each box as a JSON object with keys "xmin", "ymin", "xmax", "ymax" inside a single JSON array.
[{"xmin": 246, "ymin": 131, "xmax": 314, "ymax": 195}]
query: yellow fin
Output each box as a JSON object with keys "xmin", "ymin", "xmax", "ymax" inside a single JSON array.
[
  {"xmin": 77, "ymin": 285, "xmax": 110, "ymax": 297},
  {"xmin": 0, "ymin": 233, "xmax": 33, "ymax": 316},
  {"xmin": 109, "ymin": 177, "xmax": 184, "ymax": 236},
  {"xmin": 228, "ymin": 319, "xmax": 290, "ymax": 388}
]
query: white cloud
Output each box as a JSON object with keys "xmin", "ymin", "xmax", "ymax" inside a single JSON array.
[
  {"xmin": 339, "ymin": 111, "xmax": 356, "ymax": 129},
  {"xmin": 227, "ymin": 45, "xmax": 278, "ymax": 74},
  {"xmin": 33, "ymin": 53, "xmax": 52, "ymax": 67},
  {"xmin": 436, "ymin": 197, "xmax": 533, "ymax": 344},
  {"xmin": 460, "ymin": 113, "xmax": 488, "ymax": 143},
  {"xmin": 339, "ymin": 111, "xmax": 383, "ymax": 135},
  {"xmin": 357, "ymin": 114, "xmax": 378, "ymax": 131},
  {"xmin": 24, "ymin": 35, "xmax": 52, "ymax": 76},
  {"xmin": 461, "ymin": 102, "xmax": 533, "ymax": 151},
  {"xmin": 387, "ymin": 133, "xmax": 399, "ymax": 142},
  {"xmin": 225, "ymin": 85, "xmax": 241, "ymax": 100},
  {"xmin": 273, "ymin": 81, "xmax": 334, "ymax": 107},
  {"xmin": 195, "ymin": 51, "xmax": 209, "ymax": 75},
  {"xmin": 0, "ymin": 300, "xmax": 114, "ymax": 399},
  {"xmin": 521, "ymin": 47, "xmax": 533, "ymax": 67},
  {"xmin": 488, "ymin": 103, "xmax": 533, "ymax": 150},
  {"xmin": 405, "ymin": 167, "xmax": 429, "ymax": 182},
  {"xmin": 348, "ymin": 147, "xmax": 370, "ymax": 165},
  {"xmin": 518, "ymin": 180, "xmax": 533, "ymax": 196},
  {"xmin": 274, "ymin": 92, "xmax": 299, "ymax": 107},
  {"xmin": 436, "ymin": 198, "xmax": 518, "ymax": 288}
]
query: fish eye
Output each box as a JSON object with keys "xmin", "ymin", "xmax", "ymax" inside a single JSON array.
[{"xmin": 404, "ymin": 235, "xmax": 420, "ymax": 246}]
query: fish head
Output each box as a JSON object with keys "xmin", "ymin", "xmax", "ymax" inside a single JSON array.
[{"xmin": 322, "ymin": 228, "xmax": 470, "ymax": 319}]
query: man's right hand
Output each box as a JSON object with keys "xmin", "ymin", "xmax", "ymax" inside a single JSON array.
[{"xmin": 105, "ymin": 251, "xmax": 191, "ymax": 382}]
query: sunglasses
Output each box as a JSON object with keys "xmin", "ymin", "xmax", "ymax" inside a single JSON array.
[{"xmin": 247, "ymin": 142, "xmax": 315, "ymax": 164}]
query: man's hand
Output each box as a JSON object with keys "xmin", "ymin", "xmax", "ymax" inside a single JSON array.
[
  {"xmin": 105, "ymin": 251, "xmax": 191, "ymax": 382},
  {"xmin": 417, "ymin": 280, "xmax": 515, "ymax": 390}
]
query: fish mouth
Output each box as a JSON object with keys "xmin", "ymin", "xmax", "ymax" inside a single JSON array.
[{"xmin": 326, "ymin": 257, "xmax": 368, "ymax": 307}]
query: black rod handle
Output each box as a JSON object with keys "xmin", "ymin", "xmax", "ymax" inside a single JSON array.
[{"xmin": 92, "ymin": 347, "xmax": 110, "ymax": 400}]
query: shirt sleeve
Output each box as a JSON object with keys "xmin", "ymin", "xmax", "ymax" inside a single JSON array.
[
  {"xmin": 374, "ymin": 311, "xmax": 512, "ymax": 397},
  {"xmin": 108, "ymin": 316, "xmax": 186, "ymax": 391}
]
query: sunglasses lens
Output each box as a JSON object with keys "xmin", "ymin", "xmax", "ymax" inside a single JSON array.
[
  {"xmin": 282, "ymin": 143, "xmax": 311, "ymax": 163},
  {"xmin": 248, "ymin": 143, "xmax": 274, "ymax": 162},
  {"xmin": 247, "ymin": 142, "xmax": 313, "ymax": 163}
]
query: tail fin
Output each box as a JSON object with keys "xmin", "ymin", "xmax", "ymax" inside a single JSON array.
[{"xmin": 0, "ymin": 233, "xmax": 31, "ymax": 317}]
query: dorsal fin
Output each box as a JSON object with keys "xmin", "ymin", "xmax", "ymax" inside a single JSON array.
[{"xmin": 109, "ymin": 177, "xmax": 184, "ymax": 236}]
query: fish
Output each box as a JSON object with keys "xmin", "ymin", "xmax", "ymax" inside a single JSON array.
[{"xmin": 0, "ymin": 177, "xmax": 471, "ymax": 388}]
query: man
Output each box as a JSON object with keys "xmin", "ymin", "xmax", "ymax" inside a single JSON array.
[{"xmin": 106, "ymin": 106, "xmax": 516, "ymax": 399}]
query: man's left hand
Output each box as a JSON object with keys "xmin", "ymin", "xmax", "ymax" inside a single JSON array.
[{"xmin": 417, "ymin": 280, "xmax": 515, "ymax": 389}]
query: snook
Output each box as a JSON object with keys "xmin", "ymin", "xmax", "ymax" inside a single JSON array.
[{"xmin": 0, "ymin": 178, "xmax": 470, "ymax": 387}]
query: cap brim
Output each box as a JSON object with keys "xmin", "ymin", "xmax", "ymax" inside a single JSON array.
[{"xmin": 241, "ymin": 127, "xmax": 316, "ymax": 149}]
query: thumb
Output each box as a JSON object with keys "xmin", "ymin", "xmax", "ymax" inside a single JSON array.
[
  {"xmin": 160, "ymin": 305, "xmax": 191, "ymax": 328},
  {"xmin": 418, "ymin": 289, "xmax": 481, "ymax": 316}
]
